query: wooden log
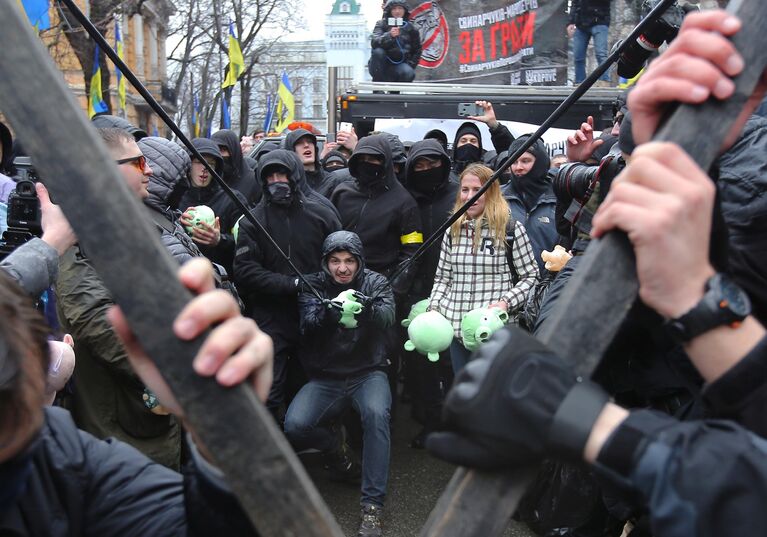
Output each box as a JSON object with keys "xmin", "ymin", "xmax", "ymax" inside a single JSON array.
[
  {"xmin": 0, "ymin": 4, "xmax": 343, "ymax": 536},
  {"xmin": 420, "ymin": 1, "xmax": 767, "ymax": 535}
]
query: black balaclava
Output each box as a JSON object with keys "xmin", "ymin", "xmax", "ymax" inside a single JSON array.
[
  {"xmin": 452, "ymin": 122, "xmax": 483, "ymax": 173},
  {"xmin": 406, "ymin": 139, "xmax": 452, "ymax": 197}
]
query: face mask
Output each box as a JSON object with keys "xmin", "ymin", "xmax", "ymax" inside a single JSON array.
[
  {"xmin": 0, "ymin": 434, "xmax": 39, "ymax": 513},
  {"xmin": 356, "ymin": 162, "xmax": 386, "ymax": 186},
  {"xmin": 410, "ymin": 167, "xmax": 444, "ymax": 194},
  {"xmin": 221, "ymin": 157, "xmax": 236, "ymax": 180},
  {"xmin": 267, "ymin": 182, "xmax": 293, "ymax": 206},
  {"xmin": 455, "ymin": 144, "xmax": 481, "ymax": 163}
]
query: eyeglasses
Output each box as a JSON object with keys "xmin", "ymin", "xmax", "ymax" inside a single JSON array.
[{"xmin": 116, "ymin": 154, "xmax": 148, "ymax": 172}]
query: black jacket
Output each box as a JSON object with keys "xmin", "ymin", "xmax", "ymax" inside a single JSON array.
[
  {"xmin": 715, "ymin": 115, "xmax": 767, "ymax": 325},
  {"xmin": 330, "ymin": 134, "xmax": 423, "ymax": 288},
  {"xmin": 233, "ymin": 149, "xmax": 341, "ymax": 323},
  {"xmin": 569, "ymin": 0, "xmax": 611, "ymax": 29},
  {"xmin": 179, "ymin": 138, "xmax": 247, "ymax": 273},
  {"xmin": 371, "ymin": 0, "xmax": 423, "ymax": 69},
  {"xmin": 298, "ymin": 231, "xmax": 395, "ymax": 379},
  {"xmin": 0, "ymin": 407, "xmax": 255, "ymax": 537},
  {"xmin": 211, "ymin": 130, "xmax": 261, "ymax": 205},
  {"xmin": 0, "ymin": 120, "xmax": 14, "ymax": 175},
  {"xmin": 403, "ymin": 139, "xmax": 457, "ymax": 298}
]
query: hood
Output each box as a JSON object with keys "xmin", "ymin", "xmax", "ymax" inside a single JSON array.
[
  {"xmin": 0, "ymin": 121, "xmax": 13, "ymax": 174},
  {"xmin": 405, "ymin": 139, "xmax": 451, "ymax": 191},
  {"xmin": 211, "ymin": 129, "xmax": 245, "ymax": 168},
  {"xmin": 91, "ymin": 114, "xmax": 147, "ymax": 140},
  {"xmin": 253, "ymin": 139, "xmax": 281, "ymax": 163},
  {"xmin": 321, "ymin": 230, "xmax": 366, "ymax": 285},
  {"xmin": 508, "ymin": 135, "xmax": 550, "ymax": 180},
  {"xmin": 138, "ymin": 136, "xmax": 191, "ymax": 210},
  {"xmin": 381, "ymin": 132, "xmax": 407, "ymax": 168},
  {"xmin": 423, "ymin": 129, "xmax": 448, "ymax": 152},
  {"xmin": 321, "ymin": 150, "xmax": 348, "ymax": 171},
  {"xmin": 257, "ymin": 149, "xmax": 307, "ymax": 201},
  {"xmin": 348, "ymin": 135, "xmax": 397, "ymax": 189},
  {"xmin": 453, "ymin": 122, "xmax": 482, "ymax": 152},
  {"xmin": 283, "ymin": 128, "xmax": 320, "ymax": 168},
  {"xmin": 384, "ymin": 0, "xmax": 410, "ymax": 19},
  {"xmin": 189, "ymin": 138, "xmax": 224, "ymax": 176}
]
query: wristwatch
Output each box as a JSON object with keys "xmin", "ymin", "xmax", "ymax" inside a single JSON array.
[{"xmin": 664, "ymin": 273, "xmax": 751, "ymax": 344}]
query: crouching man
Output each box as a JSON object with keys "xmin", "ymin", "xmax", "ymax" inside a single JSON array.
[{"xmin": 285, "ymin": 231, "xmax": 395, "ymax": 537}]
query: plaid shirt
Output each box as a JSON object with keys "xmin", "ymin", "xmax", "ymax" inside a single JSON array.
[{"xmin": 428, "ymin": 218, "xmax": 538, "ymax": 338}]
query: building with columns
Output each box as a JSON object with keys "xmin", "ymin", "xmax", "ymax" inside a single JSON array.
[{"xmin": 324, "ymin": 0, "xmax": 371, "ymax": 91}]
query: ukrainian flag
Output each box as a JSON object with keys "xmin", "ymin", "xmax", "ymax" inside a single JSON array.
[
  {"xmin": 115, "ymin": 20, "xmax": 126, "ymax": 112},
  {"xmin": 89, "ymin": 45, "xmax": 108, "ymax": 118},
  {"xmin": 222, "ymin": 23, "xmax": 245, "ymax": 89},
  {"xmin": 275, "ymin": 72, "xmax": 294, "ymax": 133}
]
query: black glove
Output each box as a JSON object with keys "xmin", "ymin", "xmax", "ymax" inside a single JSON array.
[
  {"xmin": 426, "ymin": 327, "xmax": 609, "ymax": 469},
  {"xmin": 321, "ymin": 299, "xmax": 343, "ymax": 326}
]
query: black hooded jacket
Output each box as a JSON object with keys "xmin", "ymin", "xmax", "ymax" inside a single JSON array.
[
  {"xmin": 211, "ymin": 130, "xmax": 261, "ymax": 205},
  {"xmin": 330, "ymin": 134, "xmax": 423, "ymax": 289},
  {"xmin": 0, "ymin": 121, "xmax": 14, "ymax": 175},
  {"xmin": 298, "ymin": 231, "xmax": 395, "ymax": 379},
  {"xmin": 404, "ymin": 139, "xmax": 457, "ymax": 298},
  {"xmin": 283, "ymin": 128, "xmax": 330, "ymax": 195},
  {"xmin": 371, "ymin": 0, "xmax": 422, "ymax": 68},
  {"xmin": 452, "ymin": 121, "xmax": 515, "ymax": 175},
  {"xmin": 178, "ymin": 138, "xmax": 248, "ymax": 273},
  {"xmin": 233, "ymin": 149, "xmax": 341, "ymax": 323},
  {"xmin": 501, "ymin": 136, "xmax": 558, "ymax": 271}
]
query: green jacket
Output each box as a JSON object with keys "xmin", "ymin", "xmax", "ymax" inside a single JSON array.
[{"xmin": 55, "ymin": 245, "xmax": 180, "ymax": 470}]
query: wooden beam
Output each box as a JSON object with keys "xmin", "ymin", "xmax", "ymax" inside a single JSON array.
[{"xmin": 0, "ymin": 4, "xmax": 343, "ymax": 536}]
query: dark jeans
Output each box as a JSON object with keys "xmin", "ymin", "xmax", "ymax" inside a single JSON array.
[
  {"xmin": 573, "ymin": 25, "xmax": 610, "ymax": 83},
  {"xmin": 284, "ymin": 370, "xmax": 392, "ymax": 507},
  {"xmin": 369, "ymin": 48, "xmax": 416, "ymax": 82},
  {"xmin": 449, "ymin": 338, "xmax": 473, "ymax": 375}
]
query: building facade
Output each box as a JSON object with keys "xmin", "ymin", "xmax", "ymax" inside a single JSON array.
[
  {"xmin": 43, "ymin": 0, "xmax": 177, "ymax": 136},
  {"xmin": 324, "ymin": 0, "xmax": 371, "ymax": 91}
]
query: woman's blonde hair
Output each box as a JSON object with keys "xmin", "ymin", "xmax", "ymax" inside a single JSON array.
[{"xmin": 450, "ymin": 163, "xmax": 510, "ymax": 252}]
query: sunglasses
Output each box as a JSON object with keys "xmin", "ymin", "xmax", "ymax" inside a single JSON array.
[{"xmin": 115, "ymin": 154, "xmax": 148, "ymax": 172}]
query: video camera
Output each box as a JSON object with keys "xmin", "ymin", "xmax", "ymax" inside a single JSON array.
[
  {"xmin": 616, "ymin": 0, "xmax": 691, "ymax": 79},
  {"xmin": 0, "ymin": 157, "xmax": 42, "ymax": 260}
]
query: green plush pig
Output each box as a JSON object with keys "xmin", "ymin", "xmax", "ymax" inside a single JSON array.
[
  {"xmin": 403, "ymin": 310, "xmax": 453, "ymax": 362},
  {"xmin": 401, "ymin": 299, "xmax": 430, "ymax": 328},
  {"xmin": 460, "ymin": 307, "xmax": 509, "ymax": 352},
  {"xmin": 184, "ymin": 205, "xmax": 216, "ymax": 235},
  {"xmin": 330, "ymin": 289, "xmax": 363, "ymax": 329}
]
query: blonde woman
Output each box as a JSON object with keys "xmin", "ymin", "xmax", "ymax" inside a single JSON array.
[{"xmin": 428, "ymin": 163, "xmax": 538, "ymax": 373}]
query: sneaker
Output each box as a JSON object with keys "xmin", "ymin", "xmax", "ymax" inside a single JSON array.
[
  {"xmin": 358, "ymin": 504, "xmax": 383, "ymax": 537},
  {"xmin": 323, "ymin": 440, "xmax": 361, "ymax": 483}
]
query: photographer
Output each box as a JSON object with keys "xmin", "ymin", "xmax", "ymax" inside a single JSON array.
[{"xmin": 369, "ymin": 0, "xmax": 422, "ymax": 83}]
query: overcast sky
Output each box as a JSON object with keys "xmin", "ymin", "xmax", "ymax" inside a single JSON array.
[{"xmin": 288, "ymin": 0, "xmax": 381, "ymax": 41}]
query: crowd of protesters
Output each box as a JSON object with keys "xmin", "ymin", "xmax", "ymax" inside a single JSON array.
[{"xmin": 3, "ymin": 7, "xmax": 767, "ymax": 537}]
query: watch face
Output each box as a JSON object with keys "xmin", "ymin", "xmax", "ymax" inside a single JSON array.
[{"xmin": 719, "ymin": 276, "xmax": 751, "ymax": 318}]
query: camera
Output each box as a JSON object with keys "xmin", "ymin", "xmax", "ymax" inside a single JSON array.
[
  {"xmin": 387, "ymin": 17, "xmax": 404, "ymax": 27},
  {"xmin": 617, "ymin": 0, "xmax": 687, "ymax": 79},
  {"xmin": 0, "ymin": 158, "xmax": 42, "ymax": 260}
]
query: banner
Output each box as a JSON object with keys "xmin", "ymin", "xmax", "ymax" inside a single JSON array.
[{"xmin": 411, "ymin": 0, "xmax": 568, "ymax": 85}]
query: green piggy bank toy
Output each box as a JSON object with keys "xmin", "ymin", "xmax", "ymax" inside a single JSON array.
[
  {"xmin": 330, "ymin": 289, "xmax": 363, "ymax": 329},
  {"xmin": 460, "ymin": 307, "xmax": 509, "ymax": 352},
  {"xmin": 401, "ymin": 299, "xmax": 429, "ymax": 328},
  {"xmin": 184, "ymin": 205, "xmax": 216, "ymax": 235},
  {"xmin": 403, "ymin": 310, "xmax": 453, "ymax": 362}
]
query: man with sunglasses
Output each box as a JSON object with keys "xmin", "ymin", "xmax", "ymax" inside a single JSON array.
[{"xmin": 54, "ymin": 127, "xmax": 184, "ymax": 469}]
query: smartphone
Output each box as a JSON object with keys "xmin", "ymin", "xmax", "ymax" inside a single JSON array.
[
  {"xmin": 458, "ymin": 103, "xmax": 483, "ymax": 117},
  {"xmin": 388, "ymin": 17, "xmax": 404, "ymax": 26},
  {"xmin": 326, "ymin": 132, "xmax": 336, "ymax": 143},
  {"xmin": 339, "ymin": 122, "xmax": 353, "ymax": 133}
]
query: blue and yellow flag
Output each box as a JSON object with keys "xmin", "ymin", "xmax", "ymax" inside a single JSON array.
[
  {"xmin": 274, "ymin": 72, "xmax": 294, "ymax": 132},
  {"xmin": 88, "ymin": 45, "xmax": 108, "ymax": 118},
  {"xmin": 115, "ymin": 20, "xmax": 126, "ymax": 112},
  {"xmin": 18, "ymin": 0, "xmax": 50, "ymax": 30},
  {"xmin": 222, "ymin": 90, "xmax": 232, "ymax": 130},
  {"xmin": 222, "ymin": 23, "xmax": 245, "ymax": 89},
  {"xmin": 192, "ymin": 95, "xmax": 200, "ymax": 138}
]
